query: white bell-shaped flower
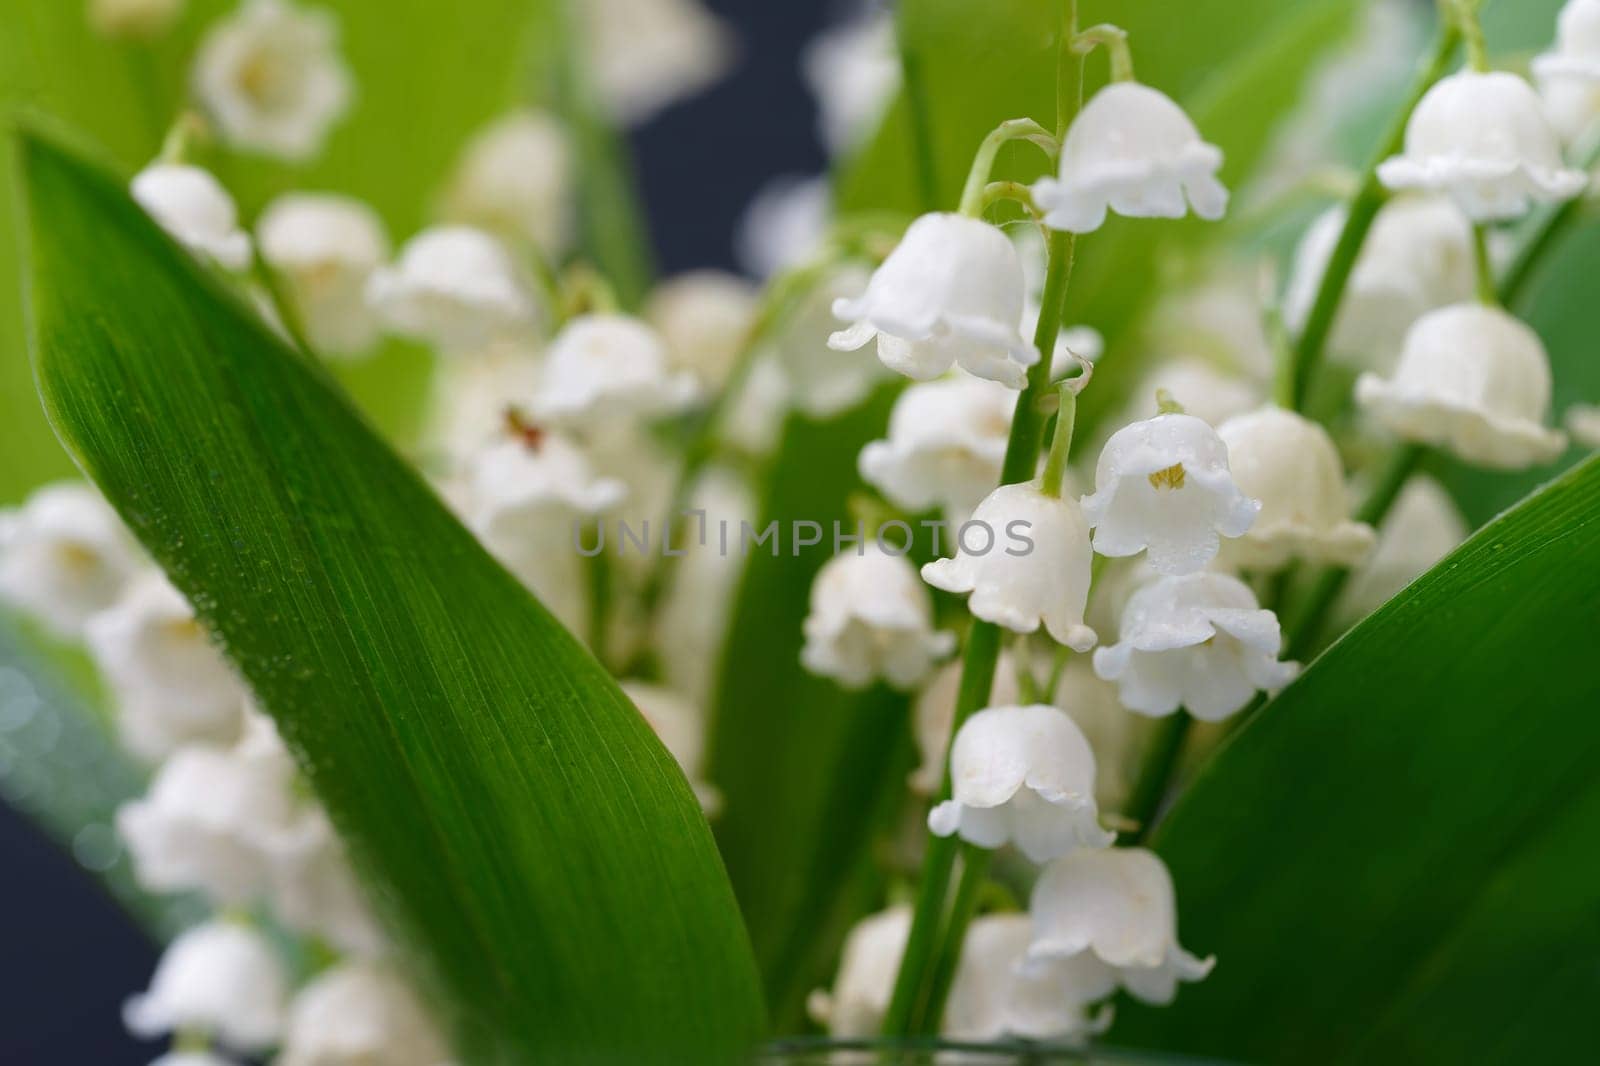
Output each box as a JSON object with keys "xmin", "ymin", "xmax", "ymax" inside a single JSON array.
[
  {"xmin": 123, "ymin": 919, "xmax": 289, "ymax": 1052},
  {"xmin": 0, "ymin": 482, "xmax": 141, "ymax": 638},
  {"xmin": 807, "ymin": 905, "xmax": 911, "ymax": 1037},
  {"xmin": 443, "ymin": 109, "xmax": 573, "ymax": 254},
  {"xmin": 1283, "ymin": 197, "xmax": 1476, "ymax": 371},
  {"xmin": 829, "ymin": 213, "xmax": 1038, "ymax": 388},
  {"xmin": 947, "ymin": 913, "xmax": 1115, "ymax": 1042},
  {"xmin": 645, "ymin": 271, "xmax": 760, "ymax": 390},
  {"xmin": 1355, "ymin": 303, "xmax": 1568, "ymax": 469},
  {"xmin": 801, "ymin": 543, "xmax": 956, "ymax": 690},
  {"xmin": 1569, "ymin": 403, "xmax": 1600, "ymax": 448},
  {"xmin": 1092, "ymin": 572, "xmax": 1298, "ymax": 721},
  {"xmin": 90, "ymin": 0, "xmax": 184, "ymax": 39},
  {"xmin": 1081, "ymin": 413, "xmax": 1260, "ymax": 575},
  {"xmin": 580, "ymin": 0, "xmax": 732, "ymax": 125},
  {"xmin": 774, "ymin": 264, "xmax": 889, "ymax": 418},
  {"xmin": 1377, "ymin": 71, "xmax": 1587, "ymax": 221},
  {"xmin": 276, "ymin": 961, "xmax": 452, "ymax": 1066},
  {"xmin": 1336, "ymin": 475, "xmax": 1468, "ymax": 626},
  {"xmin": 116, "ymin": 713, "xmax": 301, "ymax": 903},
  {"xmin": 192, "ymin": 0, "xmax": 351, "ymax": 160},
  {"xmin": 531, "ymin": 313, "xmax": 701, "ymax": 425},
  {"xmin": 257, "ymin": 193, "xmax": 388, "ymax": 357},
  {"xmin": 1108, "ymin": 358, "xmax": 1264, "ymax": 434},
  {"xmin": 1535, "ymin": 0, "xmax": 1600, "ymax": 84},
  {"xmin": 736, "ymin": 173, "xmax": 830, "ymax": 279},
  {"xmin": 86, "ymin": 571, "xmax": 250, "ymax": 761},
  {"xmin": 802, "ymin": 10, "xmax": 901, "ymax": 155},
  {"xmin": 424, "ymin": 342, "xmax": 545, "ymax": 461},
  {"xmin": 267, "ymin": 809, "xmax": 388, "ymax": 958},
  {"xmin": 1217, "ymin": 407, "xmax": 1375, "ymax": 571},
  {"xmin": 366, "ymin": 226, "xmax": 536, "ymax": 354},
  {"xmin": 923, "ymin": 483, "xmax": 1098, "ymax": 652},
  {"xmin": 1029, "ymin": 847, "xmax": 1214, "ymax": 1006},
  {"xmin": 927, "ymin": 704, "xmax": 1114, "ymax": 862},
  {"xmin": 859, "ymin": 374, "xmax": 1016, "ymax": 525},
  {"xmin": 131, "ymin": 163, "xmax": 252, "ymax": 271},
  {"xmin": 1034, "ymin": 82, "xmax": 1228, "ymax": 234},
  {"xmin": 621, "ymin": 682, "xmax": 722, "ymax": 815}
]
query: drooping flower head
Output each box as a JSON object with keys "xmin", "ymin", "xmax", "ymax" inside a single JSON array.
[
  {"xmin": 276, "ymin": 961, "xmax": 452, "ymax": 1066},
  {"xmin": 928, "ymin": 704, "xmax": 1115, "ymax": 862},
  {"xmin": 1377, "ymin": 71, "xmax": 1587, "ymax": 221},
  {"xmin": 922, "ymin": 483, "xmax": 1098, "ymax": 652},
  {"xmin": 1335, "ymin": 475, "xmax": 1468, "ymax": 627},
  {"xmin": 1092, "ymin": 571, "xmax": 1298, "ymax": 721},
  {"xmin": 579, "ymin": 0, "xmax": 733, "ymax": 125},
  {"xmin": 123, "ymin": 919, "xmax": 290, "ymax": 1052},
  {"xmin": 645, "ymin": 270, "xmax": 761, "ymax": 390},
  {"xmin": 442, "ymin": 109, "xmax": 573, "ymax": 254},
  {"xmin": 946, "ymin": 914, "xmax": 1115, "ymax": 1042},
  {"xmin": 807, "ymin": 905, "xmax": 911, "ymax": 1037},
  {"xmin": 775, "ymin": 264, "xmax": 891, "ymax": 418},
  {"xmin": 858, "ymin": 374, "xmax": 1016, "ymax": 525},
  {"xmin": 366, "ymin": 226, "xmax": 537, "ymax": 354},
  {"xmin": 830, "ymin": 213, "xmax": 1037, "ymax": 388},
  {"xmin": 532, "ymin": 313, "xmax": 701, "ymax": 426},
  {"xmin": 1081, "ymin": 413, "xmax": 1260, "ymax": 575},
  {"xmin": 1217, "ymin": 406, "xmax": 1375, "ymax": 571},
  {"xmin": 192, "ymin": 0, "xmax": 352, "ymax": 161},
  {"xmin": 1355, "ymin": 303, "xmax": 1568, "ymax": 469},
  {"xmin": 0, "ymin": 481, "xmax": 141, "ymax": 638},
  {"xmin": 131, "ymin": 163, "xmax": 253, "ymax": 271},
  {"xmin": 802, "ymin": 9, "xmax": 901, "ymax": 156},
  {"xmin": 801, "ymin": 543, "xmax": 956, "ymax": 690},
  {"xmin": 1034, "ymin": 82, "xmax": 1228, "ymax": 234},
  {"xmin": 266, "ymin": 807, "xmax": 388, "ymax": 958},
  {"xmin": 1030, "ymin": 847, "xmax": 1214, "ymax": 1006},
  {"xmin": 257, "ymin": 192, "xmax": 389, "ymax": 357},
  {"xmin": 1535, "ymin": 1, "xmax": 1600, "ymax": 143}
]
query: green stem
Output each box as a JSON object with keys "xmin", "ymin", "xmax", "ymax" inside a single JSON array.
[
  {"xmin": 1040, "ymin": 384, "xmax": 1077, "ymax": 498},
  {"xmin": 1472, "ymin": 225, "xmax": 1497, "ymax": 305},
  {"xmin": 1124, "ymin": 712, "xmax": 1191, "ymax": 843},
  {"xmin": 981, "ymin": 180, "xmax": 1039, "ymax": 217},
  {"xmin": 957, "ymin": 119, "xmax": 1055, "ymax": 218},
  {"xmin": 896, "ymin": 5, "xmax": 941, "ymax": 214},
  {"xmin": 919, "ymin": 846, "xmax": 994, "ymax": 1035},
  {"xmin": 1450, "ymin": 0, "xmax": 1489, "ymax": 72},
  {"xmin": 1055, "ymin": 0, "xmax": 1081, "ymax": 142},
  {"xmin": 1287, "ymin": 21, "xmax": 1460, "ymax": 411},
  {"xmin": 881, "ymin": 165, "xmax": 1082, "ymax": 1049},
  {"xmin": 1074, "ymin": 23, "xmax": 1134, "ymax": 83}
]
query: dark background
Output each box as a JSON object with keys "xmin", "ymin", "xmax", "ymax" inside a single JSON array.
[{"xmin": 0, "ymin": 0, "xmax": 837, "ymax": 1060}]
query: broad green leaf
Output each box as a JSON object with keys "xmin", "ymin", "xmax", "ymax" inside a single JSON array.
[
  {"xmin": 706, "ymin": 394, "xmax": 911, "ymax": 1033},
  {"xmin": 1113, "ymin": 454, "xmax": 1600, "ymax": 1063},
  {"xmin": 16, "ymin": 126, "xmax": 763, "ymax": 1063}
]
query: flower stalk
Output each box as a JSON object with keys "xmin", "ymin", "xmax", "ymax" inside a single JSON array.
[{"xmin": 957, "ymin": 118, "xmax": 1057, "ymax": 218}]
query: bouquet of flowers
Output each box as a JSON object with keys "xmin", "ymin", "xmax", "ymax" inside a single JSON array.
[{"xmin": 2, "ymin": 0, "xmax": 1598, "ymax": 1062}]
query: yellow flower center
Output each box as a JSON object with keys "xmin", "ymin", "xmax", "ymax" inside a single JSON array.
[{"xmin": 1147, "ymin": 463, "xmax": 1187, "ymax": 491}]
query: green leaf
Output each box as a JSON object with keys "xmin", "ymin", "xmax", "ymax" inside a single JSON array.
[
  {"xmin": 1113, "ymin": 454, "xmax": 1600, "ymax": 1063},
  {"xmin": 707, "ymin": 395, "xmax": 912, "ymax": 1033},
  {"xmin": 16, "ymin": 125, "xmax": 763, "ymax": 1063}
]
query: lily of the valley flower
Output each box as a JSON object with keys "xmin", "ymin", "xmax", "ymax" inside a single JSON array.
[
  {"xmin": 949, "ymin": 913, "xmax": 1115, "ymax": 1042},
  {"xmin": 1081, "ymin": 413, "xmax": 1260, "ymax": 576},
  {"xmin": 192, "ymin": 0, "xmax": 352, "ymax": 161},
  {"xmin": 621, "ymin": 681, "xmax": 722, "ymax": 815},
  {"xmin": 532, "ymin": 313, "xmax": 701, "ymax": 426},
  {"xmin": 1569, "ymin": 403, "xmax": 1600, "ymax": 448},
  {"xmin": 276, "ymin": 961, "xmax": 452, "ymax": 1066},
  {"xmin": 1217, "ymin": 407, "xmax": 1375, "ymax": 571},
  {"xmin": 1536, "ymin": 1, "xmax": 1600, "ymax": 143},
  {"xmin": 1109, "ymin": 358, "xmax": 1265, "ymax": 433},
  {"xmin": 0, "ymin": 482, "xmax": 141, "ymax": 638},
  {"xmin": 927, "ymin": 704, "xmax": 1115, "ymax": 862},
  {"xmin": 645, "ymin": 271, "xmax": 761, "ymax": 390},
  {"xmin": 1092, "ymin": 572, "xmax": 1298, "ymax": 721},
  {"xmin": 86, "ymin": 571, "xmax": 250, "ymax": 761},
  {"xmin": 1356, "ymin": 303, "xmax": 1568, "ymax": 469},
  {"xmin": 1029, "ymin": 847, "xmax": 1214, "ymax": 1006},
  {"xmin": 858, "ymin": 374, "xmax": 1016, "ymax": 525},
  {"xmin": 257, "ymin": 192, "xmax": 389, "ymax": 357},
  {"xmin": 922, "ymin": 483, "xmax": 1098, "ymax": 652},
  {"xmin": 911, "ymin": 652, "xmax": 1023, "ymax": 796},
  {"xmin": 366, "ymin": 226, "xmax": 537, "ymax": 354},
  {"xmin": 116, "ymin": 713, "xmax": 299, "ymax": 903},
  {"xmin": 131, "ymin": 163, "xmax": 253, "ymax": 271},
  {"xmin": 829, "ymin": 213, "xmax": 1038, "ymax": 388},
  {"xmin": 807, "ymin": 905, "xmax": 911, "ymax": 1037},
  {"xmin": 123, "ymin": 919, "xmax": 289, "ymax": 1053},
  {"xmin": 1034, "ymin": 82, "xmax": 1228, "ymax": 234},
  {"xmin": 580, "ymin": 0, "xmax": 732, "ymax": 125},
  {"xmin": 267, "ymin": 809, "xmax": 389, "ymax": 958},
  {"xmin": 90, "ymin": 0, "xmax": 184, "ymax": 39},
  {"xmin": 802, "ymin": 9, "xmax": 901, "ymax": 156},
  {"xmin": 1377, "ymin": 71, "xmax": 1587, "ymax": 221},
  {"xmin": 801, "ymin": 543, "xmax": 956, "ymax": 690},
  {"xmin": 443, "ymin": 110, "xmax": 573, "ymax": 254},
  {"xmin": 1283, "ymin": 196, "xmax": 1476, "ymax": 372},
  {"xmin": 1336, "ymin": 475, "xmax": 1468, "ymax": 626}
]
